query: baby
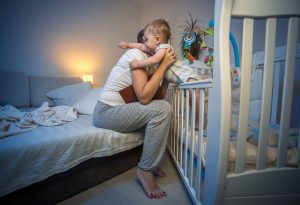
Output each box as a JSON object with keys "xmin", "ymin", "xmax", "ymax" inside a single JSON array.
[{"xmin": 119, "ymin": 19, "xmax": 200, "ymax": 84}]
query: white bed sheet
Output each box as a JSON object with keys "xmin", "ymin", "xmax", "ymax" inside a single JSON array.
[{"xmin": 0, "ymin": 114, "xmax": 144, "ymax": 197}]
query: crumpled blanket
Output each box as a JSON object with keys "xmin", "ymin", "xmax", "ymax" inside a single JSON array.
[{"xmin": 0, "ymin": 102, "xmax": 77, "ymax": 138}]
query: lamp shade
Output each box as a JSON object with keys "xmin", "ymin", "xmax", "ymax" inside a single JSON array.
[{"xmin": 82, "ymin": 74, "xmax": 93, "ymax": 85}]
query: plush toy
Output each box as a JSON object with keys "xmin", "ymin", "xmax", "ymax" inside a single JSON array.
[
  {"xmin": 203, "ymin": 47, "xmax": 214, "ymax": 66},
  {"xmin": 183, "ymin": 31, "xmax": 197, "ymax": 63},
  {"xmin": 180, "ymin": 13, "xmax": 203, "ymax": 63},
  {"xmin": 185, "ymin": 50, "xmax": 197, "ymax": 62}
]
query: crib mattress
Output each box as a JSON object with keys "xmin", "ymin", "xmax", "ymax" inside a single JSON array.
[
  {"xmin": 200, "ymin": 136, "xmax": 297, "ymax": 169},
  {"xmin": 0, "ymin": 114, "xmax": 144, "ymax": 197}
]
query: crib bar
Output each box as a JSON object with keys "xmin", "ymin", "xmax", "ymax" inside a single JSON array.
[
  {"xmin": 184, "ymin": 90, "xmax": 190, "ymax": 176},
  {"xmin": 277, "ymin": 17, "xmax": 299, "ymax": 168},
  {"xmin": 166, "ymin": 81, "xmax": 212, "ymax": 205},
  {"xmin": 180, "ymin": 89, "xmax": 184, "ymax": 168},
  {"xmin": 172, "ymin": 89, "xmax": 176, "ymax": 157},
  {"xmin": 257, "ymin": 18, "xmax": 277, "ymax": 170},
  {"xmin": 189, "ymin": 89, "xmax": 196, "ymax": 187},
  {"xmin": 179, "ymin": 79, "xmax": 212, "ymax": 89},
  {"xmin": 168, "ymin": 89, "xmax": 173, "ymax": 152},
  {"xmin": 167, "ymin": 90, "xmax": 171, "ymax": 150},
  {"xmin": 235, "ymin": 18, "xmax": 254, "ymax": 173},
  {"xmin": 195, "ymin": 89, "xmax": 205, "ymax": 201},
  {"xmin": 170, "ymin": 89, "xmax": 174, "ymax": 154},
  {"xmin": 176, "ymin": 89, "xmax": 180, "ymax": 162},
  {"xmin": 173, "ymin": 89, "xmax": 176, "ymax": 154},
  {"xmin": 174, "ymin": 89, "xmax": 178, "ymax": 158}
]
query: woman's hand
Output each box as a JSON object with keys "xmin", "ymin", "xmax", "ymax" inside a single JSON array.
[
  {"xmin": 130, "ymin": 59, "xmax": 139, "ymax": 70},
  {"xmin": 160, "ymin": 47, "xmax": 177, "ymax": 70},
  {"xmin": 130, "ymin": 47, "xmax": 176, "ymax": 104}
]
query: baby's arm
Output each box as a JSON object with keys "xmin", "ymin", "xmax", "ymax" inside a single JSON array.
[
  {"xmin": 130, "ymin": 49, "xmax": 166, "ymax": 69},
  {"xmin": 118, "ymin": 41, "xmax": 149, "ymax": 53}
]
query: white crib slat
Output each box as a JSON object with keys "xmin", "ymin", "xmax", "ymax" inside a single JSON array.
[
  {"xmin": 169, "ymin": 88, "xmax": 175, "ymax": 157},
  {"xmin": 195, "ymin": 89, "xmax": 205, "ymax": 201},
  {"xmin": 257, "ymin": 18, "xmax": 276, "ymax": 170},
  {"xmin": 170, "ymin": 89, "xmax": 174, "ymax": 154},
  {"xmin": 184, "ymin": 90, "xmax": 190, "ymax": 176},
  {"xmin": 174, "ymin": 89, "xmax": 178, "ymax": 158},
  {"xmin": 189, "ymin": 89, "xmax": 196, "ymax": 187},
  {"xmin": 180, "ymin": 89, "xmax": 184, "ymax": 168},
  {"xmin": 235, "ymin": 18, "xmax": 254, "ymax": 173},
  {"xmin": 176, "ymin": 89, "xmax": 180, "ymax": 161},
  {"xmin": 277, "ymin": 17, "xmax": 299, "ymax": 168},
  {"xmin": 167, "ymin": 90, "xmax": 170, "ymax": 146},
  {"xmin": 173, "ymin": 89, "xmax": 176, "ymax": 154}
]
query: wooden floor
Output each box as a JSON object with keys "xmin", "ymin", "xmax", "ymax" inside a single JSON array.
[{"xmin": 58, "ymin": 151, "xmax": 193, "ymax": 205}]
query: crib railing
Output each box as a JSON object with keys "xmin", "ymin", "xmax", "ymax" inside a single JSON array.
[{"xmin": 166, "ymin": 79, "xmax": 212, "ymax": 205}]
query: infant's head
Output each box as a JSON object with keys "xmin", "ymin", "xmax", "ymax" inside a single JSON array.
[{"xmin": 144, "ymin": 19, "xmax": 171, "ymax": 43}]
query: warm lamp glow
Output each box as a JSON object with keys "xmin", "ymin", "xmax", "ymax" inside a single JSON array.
[
  {"xmin": 83, "ymin": 74, "xmax": 94, "ymax": 85},
  {"xmin": 47, "ymin": 39, "xmax": 101, "ymax": 77}
]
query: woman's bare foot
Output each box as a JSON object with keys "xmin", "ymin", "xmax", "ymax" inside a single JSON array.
[
  {"xmin": 153, "ymin": 167, "xmax": 166, "ymax": 177},
  {"xmin": 135, "ymin": 167, "xmax": 167, "ymax": 199}
]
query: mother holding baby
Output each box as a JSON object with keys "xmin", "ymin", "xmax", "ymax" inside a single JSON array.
[{"xmin": 92, "ymin": 27, "xmax": 176, "ymax": 198}]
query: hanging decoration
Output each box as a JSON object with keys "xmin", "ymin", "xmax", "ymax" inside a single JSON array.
[{"xmin": 179, "ymin": 12, "xmax": 203, "ymax": 64}]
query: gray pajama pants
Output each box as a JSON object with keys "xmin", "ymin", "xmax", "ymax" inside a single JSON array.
[{"xmin": 93, "ymin": 100, "xmax": 172, "ymax": 171}]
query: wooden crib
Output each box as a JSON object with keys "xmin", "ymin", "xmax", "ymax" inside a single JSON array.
[{"xmin": 166, "ymin": 0, "xmax": 300, "ymax": 204}]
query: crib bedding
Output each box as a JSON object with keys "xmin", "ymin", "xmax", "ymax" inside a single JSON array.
[
  {"xmin": 185, "ymin": 129, "xmax": 298, "ymax": 169},
  {"xmin": 201, "ymin": 137, "xmax": 297, "ymax": 167},
  {"xmin": 0, "ymin": 114, "xmax": 144, "ymax": 197}
]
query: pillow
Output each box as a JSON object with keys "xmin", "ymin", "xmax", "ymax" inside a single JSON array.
[
  {"xmin": 73, "ymin": 87, "xmax": 103, "ymax": 115},
  {"xmin": 46, "ymin": 82, "xmax": 92, "ymax": 106}
]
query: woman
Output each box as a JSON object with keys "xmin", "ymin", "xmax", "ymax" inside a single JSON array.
[{"xmin": 93, "ymin": 46, "xmax": 176, "ymax": 199}]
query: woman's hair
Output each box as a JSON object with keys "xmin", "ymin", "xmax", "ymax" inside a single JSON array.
[
  {"xmin": 137, "ymin": 29, "xmax": 144, "ymax": 43},
  {"xmin": 145, "ymin": 19, "xmax": 171, "ymax": 43}
]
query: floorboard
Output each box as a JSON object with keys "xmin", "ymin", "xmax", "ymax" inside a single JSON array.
[{"xmin": 58, "ymin": 152, "xmax": 193, "ymax": 205}]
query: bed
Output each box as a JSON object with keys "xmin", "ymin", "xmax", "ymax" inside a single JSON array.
[
  {"xmin": 0, "ymin": 73, "xmax": 144, "ymax": 204},
  {"xmin": 166, "ymin": 0, "xmax": 300, "ymax": 204}
]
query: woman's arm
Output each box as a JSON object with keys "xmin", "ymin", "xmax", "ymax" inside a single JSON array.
[{"xmin": 131, "ymin": 48, "xmax": 176, "ymax": 104}]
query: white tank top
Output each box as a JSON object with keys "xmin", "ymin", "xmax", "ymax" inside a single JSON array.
[{"xmin": 100, "ymin": 49, "xmax": 147, "ymax": 106}]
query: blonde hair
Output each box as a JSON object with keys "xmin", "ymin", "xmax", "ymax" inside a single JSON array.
[{"xmin": 145, "ymin": 19, "xmax": 171, "ymax": 43}]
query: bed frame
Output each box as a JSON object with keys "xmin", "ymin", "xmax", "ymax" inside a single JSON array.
[
  {"xmin": 167, "ymin": 0, "xmax": 300, "ymax": 205},
  {"xmin": 0, "ymin": 146, "xmax": 142, "ymax": 205}
]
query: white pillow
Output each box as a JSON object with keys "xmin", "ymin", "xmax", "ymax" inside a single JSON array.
[
  {"xmin": 46, "ymin": 82, "xmax": 92, "ymax": 106},
  {"xmin": 73, "ymin": 87, "xmax": 103, "ymax": 115}
]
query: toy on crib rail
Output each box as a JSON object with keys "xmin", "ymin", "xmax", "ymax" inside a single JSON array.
[
  {"xmin": 201, "ymin": 19, "xmax": 214, "ymax": 67},
  {"xmin": 180, "ymin": 12, "xmax": 202, "ymax": 64},
  {"xmin": 229, "ymin": 31, "xmax": 241, "ymax": 88},
  {"xmin": 203, "ymin": 47, "xmax": 214, "ymax": 67},
  {"xmin": 201, "ymin": 19, "xmax": 241, "ymax": 87},
  {"xmin": 183, "ymin": 32, "xmax": 197, "ymax": 63},
  {"xmin": 231, "ymin": 67, "xmax": 241, "ymax": 88}
]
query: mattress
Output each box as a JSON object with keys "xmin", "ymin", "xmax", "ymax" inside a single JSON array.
[
  {"xmin": 0, "ymin": 114, "xmax": 144, "ymax": 197},
  {"xmin": 189, "ymin": 132, "xmax": 298, "ymax": 171}
]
